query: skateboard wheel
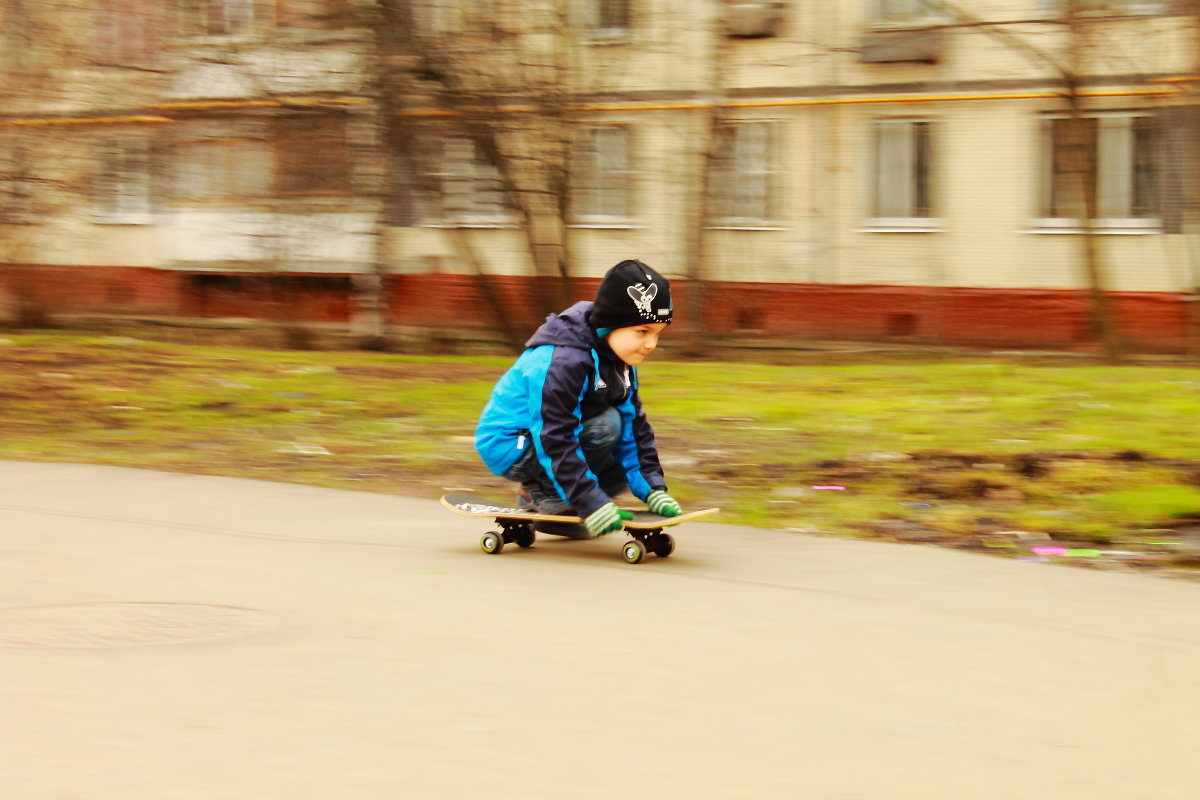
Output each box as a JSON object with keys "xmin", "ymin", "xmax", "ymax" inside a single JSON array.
[
  {"xmin": 650, "ymin": 533, "xmax": 675, "ymax": 558},
  {"xmin": 481, "ymin": 531, "xmax": 505, "ymax": 554},
  {"xmin": 622, "ymin": 539, "xmax": 646, "ymax": 564},
  {"xmin": 515, "ymin": 527, "xmax": 536, "ymax": 548}
]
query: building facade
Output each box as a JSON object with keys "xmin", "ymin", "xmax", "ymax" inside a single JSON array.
[{"xmin": 1, "ymin": 1, "xmax": 1197, "ymax": 352}]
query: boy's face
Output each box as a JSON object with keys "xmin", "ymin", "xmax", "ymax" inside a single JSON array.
[{"xmin": 606, "ymin": 323, "xmax": 668, "ymax": 366}]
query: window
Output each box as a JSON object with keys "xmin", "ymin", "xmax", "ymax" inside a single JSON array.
[
  {"xmin": 1037, "ymin": 0, "xmax": 1167, "ymax": 17},
  {"xmin": 870, "ymin": 118, "xmax": 936, "ymax": 226},
  {"xmin": 0, "ymin": 136, "xmax": 36, "ymax": 223},
  {"xmin": 275, "ymin": 115, "xmax": 351, "ymax": 197},
  {"xmin": 571, "ymin": 125, "xmax": 632, "ymax": 221},
  {"xmin": 178, "ymin": 0, "xmax": 260, "ymax": 36},
  {"xmin": 1, "ymin": 2, "xmax": 32, "ymax": 72},
  {"xmin": 876, "ymin": 0, "xmax": 946, "ymax": 26},
  {"xmin": 576, "ymin": 0, "xmax": 630, "ymax": 37},
  {"xmin": 276, "ymin": 0, "xmax": 352, "ymax": 29},
  {"xmin": 432, "ymin": 136, "xmax": 512, "ymax": 224},
  {"xmin": 1040, "ymin": 112, "xmax": 1159, "ymax": 230},
  {"xmin": 95, "ymin": 1, "xmax": 162, "ymax": 65},
  {"xmin": 95, "ymin": 138, "xmax": 159, "ymax": 222},
  {"xmin": 423, "ymin": 0, "xmax": 496, "ymax": 37},
  {"xmin": 709, "ymin": 122, "xmax": 780, "ymax": 225},
  {"xmin": 172, "ymin": 122, "xmax": 272, "ymax": 203}
]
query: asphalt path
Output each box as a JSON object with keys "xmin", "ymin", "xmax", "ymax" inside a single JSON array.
[{"xmin": 2, "ymin": 460, "xmax": 1197, "ymax": 799}]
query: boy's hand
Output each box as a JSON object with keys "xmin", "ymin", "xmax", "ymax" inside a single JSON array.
[
  {"xmin": 646, "ymin": 489, "xmax": 682, "ymax": 517},
  {"xmin": 585, "ymin": 503, "xmax": 635, "ymax": 538}
]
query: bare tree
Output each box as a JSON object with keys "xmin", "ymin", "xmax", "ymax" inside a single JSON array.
[
  {"xmin": 369, "ymin": 0, "xmax": 581, "ymax": 346},
  {"xmin": 929, "ymin": 0, "xmax": 1125, "ymax": 361},
  {"xmin": 0, "ymin": 0, "xmax": 104, "ymax": 327},
  {"xmin": 1176, "ymin": 0, "xmax": 1200, "ymax": 361}
]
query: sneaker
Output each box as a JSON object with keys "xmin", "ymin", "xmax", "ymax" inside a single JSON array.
[{"xmin": 517, "ymin": 481, "xmax": 575, "ymax": 516}]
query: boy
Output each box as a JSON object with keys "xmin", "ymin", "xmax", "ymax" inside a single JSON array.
[{"xmin": 475, "ymin": 259, "xmax": 683, "ymax": 538}]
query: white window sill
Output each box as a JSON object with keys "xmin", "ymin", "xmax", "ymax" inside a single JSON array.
[
  {"xmin": 1028, "ymin": 7, "xmax": 1167, "ymax": 20},
  {"xmin": 416, "ymin": 222, "xmax": 519, "ymax": 230},
  {"xmin": 92, "ymin": 213, "xmax": 159, "ymax": 226},
  {"xmin": 1026, "ymin": 219, "xmax": 1161, "ymax": 235},
  {"xmin": 704, "ymin": 224, "xmax": 789, "ymax": 231},
  {"xmin": 861, "ymin": 218, "xmax": 945, "ymax": 233},
  {"xmin": 170, "ymin": 32, "xmax": 262, "ymax": 45},
  {"xmin": 569, "ymin": 220, "xmax": 642, "ymax": 230},
  {"xmin": 168, "ymin": 200, "xmax": 271, "ymax": 209},
  {"xmin": 0, "ymin": 214, "xmax": 41, "ymax": 225},
  {"xmin": 94, "ymin": 60, "xmax": 164, "ymax": 71},
  {"xmin": 869, "ymin": 18, "xmax": 949, "ymax": 30},
  {"xmin": 581, "ymin": 30, "xmax": 633, "ymax": 45}
]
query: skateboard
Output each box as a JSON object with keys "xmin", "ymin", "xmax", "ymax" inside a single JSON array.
[{"xmin": 440, "ymin": 492, "xmax": 719, "ymax": 564}]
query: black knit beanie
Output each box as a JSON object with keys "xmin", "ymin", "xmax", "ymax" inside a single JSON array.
[{"xmin": 589, "ymin": 259, "xmax": 673, "ymax": 332}]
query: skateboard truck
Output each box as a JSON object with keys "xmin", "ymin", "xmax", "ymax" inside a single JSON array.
[{"xmin": 482, "ymin": 519, "xmax": 674, "ymax": 564}]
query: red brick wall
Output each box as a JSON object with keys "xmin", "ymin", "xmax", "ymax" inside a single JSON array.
[
  {"xmin": 1, "ymin": 265, "xmax": 184, "ymax": 316},
  {"xmin": 180, "ymin": 274, "xmax": 352, "ymax": 321},
  {"xmin": 386, "ymin": 275, "xmax": 1193, "ymax": 353},
  {"xmin": 3, "ymin": 264, "xmax": 1192, "ymax": 353},
  {"xmin": 687, "ymin": 282, "xmax": 1191, "ymax": 353}
]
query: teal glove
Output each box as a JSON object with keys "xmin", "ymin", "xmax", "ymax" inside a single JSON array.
[
  {"xmin": 585, "ymin": 503, "xmax": 635, "ymax": 538},
  {"xmin": 646, "ymin": 489, "xmax": 682, "ymax": 517}
]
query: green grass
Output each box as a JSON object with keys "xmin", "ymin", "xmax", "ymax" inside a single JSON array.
[
  {"xmin": 4, "ymin": 330, "xmax": 1200, "ymax": 555},
  {"xmin": 1090, "ymin": 485, "xmax": 1200, "ymax": 522}
]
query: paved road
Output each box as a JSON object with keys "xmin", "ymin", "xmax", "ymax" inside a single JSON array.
[{"xmin": 2, "ymin": 460, "xmax": 1198, "ymax": 799}]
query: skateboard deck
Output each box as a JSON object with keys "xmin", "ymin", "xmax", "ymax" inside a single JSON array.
[
  {"xmin": 440, "ymin": 493, "xmax": 718, "ymax": 528},
  {"xmin": 440, "ymin": 492, "xmax": 719, "ymax": 563}
]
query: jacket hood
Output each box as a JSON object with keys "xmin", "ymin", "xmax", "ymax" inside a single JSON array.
[{"xmin": 525, "ymin": 301, "xmax": 600, "ymax": 351}]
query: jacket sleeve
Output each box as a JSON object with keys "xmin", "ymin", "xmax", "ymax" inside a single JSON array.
[
  {"xmin": 528, "ymin": 347, "xmax": 611, "ymax": 518},
  {"xmin": 611, "ymin": 375, "xmax": 666, "ymax": 502}
]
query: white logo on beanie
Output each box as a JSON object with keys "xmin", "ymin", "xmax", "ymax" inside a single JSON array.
[{"xmin": 627, "ymin": 282, "xmax": 658, "ymax": 319}]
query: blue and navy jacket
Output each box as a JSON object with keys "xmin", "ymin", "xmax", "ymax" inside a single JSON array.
[{"xmin": 474, "ymin": 301, "xmax": 666, "ymax": 518}]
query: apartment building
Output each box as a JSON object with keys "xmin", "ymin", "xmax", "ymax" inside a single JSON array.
[{"xmin": 1, "ymin": 1, "xmax": 1197, "ymax": 351}]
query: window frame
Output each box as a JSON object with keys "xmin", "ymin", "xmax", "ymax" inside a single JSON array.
[
  {"xmin": 1035, "ymin": 0, "xmax": 1170, "ymax": 19},
  {"xmin": 865, "ymin": 116, "xmax": 943, "ymax": 232},
  {"xmin": 274, "ymin": 114, "xmax": 353, "ymax": 199},
  {"xmin": 176, "ymin": 0, "xmax": 266, "ymax": 39},
  {"xmin": 427, "ymin": 135, "xmax": 517, "ymax": 227},
  {"xmin": 275, "ymin": 0, "xmax": 353, "ymax": 30},
  {"xmin": 422, "ymin": 0, "xmax": 498, "ymax": 38},
  {"xmin": 171, "ymin": 120, "xmax": 274, "ymax": 205},
  {"xmin": 1033, "ymin": 110, "xmax": 1161, "ymax": 234},
  {"xmin": 872, "ymin": 0, "xmax": 949, "ymax": 29},
  {"xmin": 93, "ymin": 135, "xmax": 162, "ymax": 225},
  {"xmin": 0, "ymin": 134, "xmax": 37, "ymax": 224},
  {"xmin": 570, "ymin": 124, "xmax": 635, "ymax": 226},
  {"xmin": 574, "ymin": 0, "xmax": 632, "ymax": 42},
  {"xmin": 706, "ymin": 120, "xmax": 785, "ymax": 229},
  {"xmin": 94, "ymin": 0, "xmax": 162, "ymax": 67}
]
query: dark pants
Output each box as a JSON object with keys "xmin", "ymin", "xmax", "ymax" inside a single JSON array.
[{"xmin": 502, "ymin": 406, "xmax": 627, "ymax": 502}]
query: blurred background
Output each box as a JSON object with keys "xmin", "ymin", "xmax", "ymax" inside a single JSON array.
[
  {"xmin": 5, "ymin": 1, "xmax": 1200, "ymax": 575},
  {"xmin": 2, "ymin": 0, "xmax": 1200, "ymax": 359}
]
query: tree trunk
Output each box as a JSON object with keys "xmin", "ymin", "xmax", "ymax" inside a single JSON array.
[
  {"xmin": 1063, "ymin": 5, "xmax": 1122, "ymax": 363},
  {"xmin": 680, "ymin": 0, "xmax": 732, "ymax": 354}
]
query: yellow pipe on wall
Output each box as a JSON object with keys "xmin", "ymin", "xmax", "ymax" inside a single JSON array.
[
  {"xmin": 0, "ymin": 115, "xmax": 174, "ymax": 127},
  {"xmin": 399, "ymin": 86, "xmax": 1180, "ymax": 116},
  {"xmin": 146, "ymin": 97, "xmax": 369, "ymax": 110},
  {"xmin": 0, "ymin": 85, "xmax": 1180, "ymax": 127}
]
